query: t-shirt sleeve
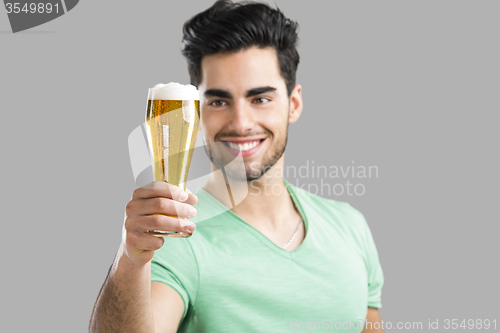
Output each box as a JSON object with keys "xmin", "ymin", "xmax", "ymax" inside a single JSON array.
[
  {"xmin": 151, "ymin": 237, "xmax": 199, "ymax": 322},
  {"xmin": 364, "ymin": 222, "xmax": 384, "ymax": 308},
  {"xmin": 347, "ymin": 203, "xmax": 385, "ymax": 309}
]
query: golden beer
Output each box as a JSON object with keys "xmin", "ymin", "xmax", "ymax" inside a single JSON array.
[{"xmin": 145, "ymin": 83, "xmax": 200, "ymax": 237}]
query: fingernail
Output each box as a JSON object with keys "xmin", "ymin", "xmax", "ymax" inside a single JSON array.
[
  {"xmin": 180, "ymin": 192, "xmax": 188, "ymax": 201},
  {"xmin": 186, "ymin": 223, "xmax": 196, "ymax": 232},
  {"xmin": 189, "ymin": 207, "xmax": 197, "ymax": 218}
]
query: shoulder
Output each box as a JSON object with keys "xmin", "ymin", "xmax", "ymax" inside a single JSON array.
[
  {"xmin": 290, "ymin": 182, "xmax": 364, "ymax": 219},
  {"xmin": 289, "ymin": 182, "xmax": 369, "ymax": 235},
  {"xmin": 152, "ymin": 235, "xmax": 197, "ymax": 272}
]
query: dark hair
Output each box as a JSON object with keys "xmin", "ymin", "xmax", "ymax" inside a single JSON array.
[{"xmin": 181, "ymin": 0, "xmax": 300, "ymax": 96}]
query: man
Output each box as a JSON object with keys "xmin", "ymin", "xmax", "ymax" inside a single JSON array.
[{"xmin": 90, "ymin": 1, "xmax": 384, "ymax": 332}]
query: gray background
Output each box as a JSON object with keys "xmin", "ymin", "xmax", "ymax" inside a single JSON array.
[{"xmin": 1, "ymin": 0, "xmax": 499, "ymax": 332}]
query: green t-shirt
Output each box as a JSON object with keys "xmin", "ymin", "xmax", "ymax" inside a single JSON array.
[{"xmin": 151, "ymin": 179, "xmax": 384, "ymax": 332}]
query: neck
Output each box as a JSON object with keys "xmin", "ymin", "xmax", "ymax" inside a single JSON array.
[{"xmin": 202, "ymin": 158, "xmax": 299, "ymax": 232}]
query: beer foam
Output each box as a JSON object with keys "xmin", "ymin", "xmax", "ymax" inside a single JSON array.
[{"xmin": 148, "ymin": 82, "xmax": 199, "ymax": 100}]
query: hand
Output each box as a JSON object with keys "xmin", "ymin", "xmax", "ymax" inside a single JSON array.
[{"xmin": 122, "ymin": 181, "xmax": 198, "ymax": 266}]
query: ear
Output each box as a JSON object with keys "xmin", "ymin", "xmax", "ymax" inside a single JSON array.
[{"xmin": 288, "ymin": 84, "xmax": 303, "ymax": 124}]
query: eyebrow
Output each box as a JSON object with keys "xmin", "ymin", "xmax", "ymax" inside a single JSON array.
[
  {"xmin": 204, "ymin": 89, "xmax": 232, "ymax": 99},
  {"xmin": 204, "ymin": 86, "xmax": 277, "ymax": 99},
  {"xmin": 245, "ymin": 86, "xmax": 277, "ymax": 97}
]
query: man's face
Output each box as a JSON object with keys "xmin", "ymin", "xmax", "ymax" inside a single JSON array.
[{"xmin": 198, "ymin": 46, "xmax": 302, "ymax": 181}]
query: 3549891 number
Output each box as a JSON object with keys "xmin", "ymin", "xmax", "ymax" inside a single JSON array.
[
  {"xmin": 443, "ymin": 319, "xmax": 497, "ymax": 330},
  {"xmin": 5, "ymin": 2, "xmax": 59, "ymax": 14}
]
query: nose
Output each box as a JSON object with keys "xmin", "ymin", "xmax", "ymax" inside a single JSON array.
[{"xmin": 228, "ymin": 100, "xmax": 255, "ymax": 135}]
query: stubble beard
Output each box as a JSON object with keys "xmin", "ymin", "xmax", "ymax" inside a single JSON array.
[{"xmin": 204, "ymin": 123, "xmax": 289, "ymax": 182}]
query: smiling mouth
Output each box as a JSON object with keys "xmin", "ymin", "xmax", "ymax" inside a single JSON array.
[{"xmin": 221, "ymin": 139, "xmax": 265, "ymax": 151}]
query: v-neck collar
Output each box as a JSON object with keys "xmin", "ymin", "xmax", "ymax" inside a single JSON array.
[{"xmin": 196, "ymin": 179, "xmax": 310, "ymax": 259}]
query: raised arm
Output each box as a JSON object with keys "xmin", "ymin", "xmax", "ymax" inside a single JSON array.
[{"xmin": 89, "ymin": 182, "xmax": 197, "ymax": 333}]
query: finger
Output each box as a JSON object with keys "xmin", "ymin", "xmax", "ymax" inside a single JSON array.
[
  {"xmin": 129, "ymin": 198, "xmax": 197, "ymax": 219},
  {"xmin": 126, "ymin": 215, "xmax": 197, "ymax": 234},
  {"xmin": 184, "ymin": 191, "xmax": 198, "ymax": 206},
  {"xmin": 126, "ymin": 229, "xmax": 165, "ymax": 252},
  {"xmin": 132, "ymin": 181, "xmax": 188, "ymax": 202}
]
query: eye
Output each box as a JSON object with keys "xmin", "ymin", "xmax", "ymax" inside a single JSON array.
[
  {"xmin": 253, "ymin": 97, "xmax": 270, "ymax": 104},
  {"xmin": 208, "ymin": 100, "xmax": 227, "ymax": 107}
]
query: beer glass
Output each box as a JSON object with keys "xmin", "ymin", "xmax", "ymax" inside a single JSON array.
[{"xmin": 145, "ymin": 83, "xmax": 200, "ymax": 238}]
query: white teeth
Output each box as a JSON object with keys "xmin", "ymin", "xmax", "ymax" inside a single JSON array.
[{"xmin": 226, "ymin": 140, "xmax": 260, "ymax": 151}]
